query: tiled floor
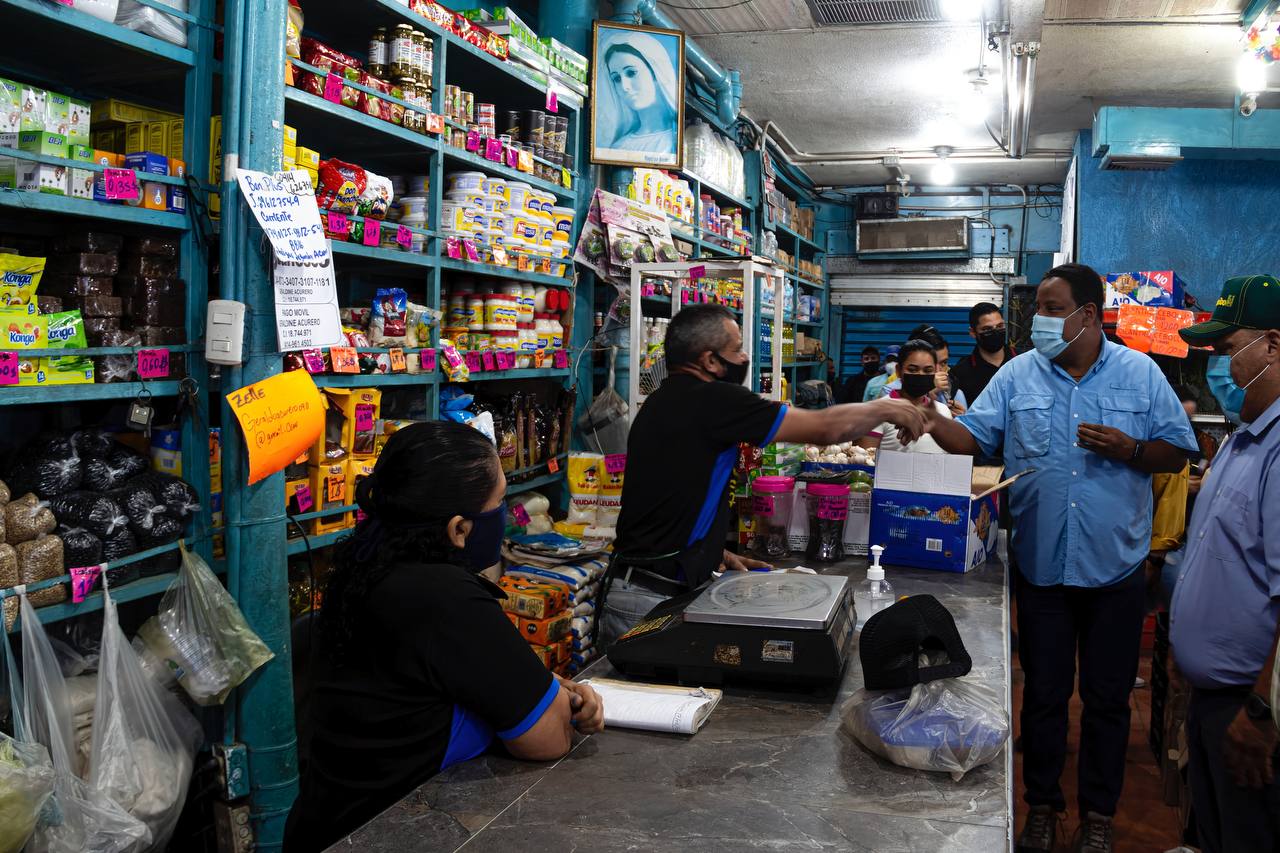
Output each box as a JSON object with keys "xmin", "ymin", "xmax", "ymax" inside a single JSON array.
[{"xmin": 1011, "ymin": 648, "xmax": 1186, "ymax": 852}]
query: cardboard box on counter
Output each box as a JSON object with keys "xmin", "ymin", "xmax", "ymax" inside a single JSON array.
[
  {"xmin": 868, "ymin": 451, "xmax": 1000, "ymax": 573},
  {"xmin": 1105, "ymin": 270, "xmax": 1186, "ymax": 309}
]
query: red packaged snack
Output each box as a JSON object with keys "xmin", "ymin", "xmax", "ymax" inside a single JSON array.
[
  {"xmin": 357, "ymin": 72, "xmax": 385, "ymax": 120},
  {"xmin": 301, "ymin": 38, "xmax": 361, "ymax": 74},
  {"xmin": 413, "ymin": 0, "xmax": 455, "ymax": 32},
  {"xmin": 315, "ymin": 159, "xmax": 367, "ymax": 213}
]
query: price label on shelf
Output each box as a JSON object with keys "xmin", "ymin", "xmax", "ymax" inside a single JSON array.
[
  {"xmin": 484, "ymin": 137, "xmax": 503, "ymax": 162},
  {"xmin": 505, "ymin": 147, "xmax": 519, "ymax": 168},
  {"xmin": 137, "ymin": 348, "xmax": 170, "ymax": 379},
  {"xmin": 553, "ymin": 350, "xmax": 568, "ymax": 369},
  {"xmin": 301, "ymin": 349, "xmax": 326, "ymax": 373},
  {"xmin": 533, "ymin": 349, "xmax": 546, "ymax": 369},
  {"xmin": 546, "ymin": 87, "xmax": 558, "ymax": 114},
  {"xmin": 464, "ymin": 351, "xmax": 482, "ymax": 373},
  {"xmin": 323, "ymin": 73, "xmax": 344, "ymax": 104},
  {"xmin": 511, "ymin": 503, "xmax": 531, "ymax": 526},
  {"xmin": 362, "ymin": 221, "xmax": 381, "ymax": 247},
  {"xmin": 326, "ymin": 474, "xmax": 345, "ymax": 505},
  {"xmin": 327, "ymin": 212, "xmax": 348, "ymax": 236},
  {"xmin": 496, "ymin": 351, "xmax": 515, "ymax": 370},
  {"xmin": 103, "ymin": 168, "xmax": 139, "ymax": 201},
  {"xmin": 492, "ymin": 245, "xmax": 508, "ymax": 266},
  {"xmin": 463, "ymin": 239, "xmax": 479, "ymax": 262},
  {"xmin": 465, "ymin": 129, "xmax": 481, "ymax": 152},
  {"xmin": 294, "ymin": 484, "xmax": 315, "ymax": 514},
  {"xmin": 70, "ymin": 565, "xmax": 103, "ymax": 604},
  {"xmin": 481, "ymin": 350, "xmax": 496, "ymax": 371},
  {"xmin": 330, "ymin": 346, "xmax": 359, "ymax": 373},
  {"xmin": 547, "ymin": 456, "xmax": 560, "ymax": 474},
  {"xmin": 420, "ymin": 349, "xmax": 437, "ymax": 371},
  {"xmin": 388, "ymin": 347, "xmax": 407, "ymax": 372},
  {"xmin": 425, "ymin": 113, "xmax": 445, "ymax": 135},
  {"xmin": 395, "ymin": 225, "xmax": 412, "ymax": 249},
  {"xmin": 561, "ymin": 168, "xmax": 572, "ymax": 189},
  {"xmin": 0, "ymin": 352, "xmax": 18, "ymax": 386},
  {"xmin": 688, "ymin": 265, "xmax": 706, "ymax": 281},
  {"xmin": 446, "ymin": 236, "xmax": 462, "ymax": 260},
  {"xmin": 605, "ymin": 454, "xmax": 627, "ymax": 474}
]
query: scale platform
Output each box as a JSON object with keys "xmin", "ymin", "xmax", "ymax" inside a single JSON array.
[{"xmin": 607, "ymin": 572, "xmax": 857, "ymax": 688}]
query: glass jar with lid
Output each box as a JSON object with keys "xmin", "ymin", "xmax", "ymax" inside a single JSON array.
[
  {"xmin": 368, "ymin": 28, "xmax": 389, "ymax": 79},
  {"xmin": 397, "ymin": 78, "xmax": 419, "ymax": 132},
  {"xmin": 411, "ymin": 31, "xmax": 428, "ymax": 79},
  {"xmin": 389, "ymin": 25, "xmax": 415, "ymax": 79}
]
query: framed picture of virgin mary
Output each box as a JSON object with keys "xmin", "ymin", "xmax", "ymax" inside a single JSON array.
[{"xmin": 590, "ymin": 20, "xmax": 685, "ymax": 170}]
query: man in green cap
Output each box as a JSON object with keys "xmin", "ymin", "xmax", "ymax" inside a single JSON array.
[{"xmin": 1169, "ymin": 274, "xmax": 1280, "ymax": 853}]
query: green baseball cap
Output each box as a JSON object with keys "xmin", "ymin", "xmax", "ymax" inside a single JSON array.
[{"xmin": 1180, "ymin": 274, "xmax": 1280, "ymax": 344}]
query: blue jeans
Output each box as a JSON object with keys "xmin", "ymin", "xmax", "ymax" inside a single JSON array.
[{"xmin": 599, "ymin": 577, "xmax": 669, "ymax": 650}]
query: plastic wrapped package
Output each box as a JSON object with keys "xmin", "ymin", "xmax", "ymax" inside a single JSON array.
[
  {"xmin": 565, "ymin": 454, "xmax": 602, "ymax": 525},
  {"xmin": 6, "ymin": 451, "xmax": 82, "ymax": 500},
  {"xmin": 67, "ymin": 296, "xmax": 122, "ymax": 318},
  {"xmin": 122, "ymin": 296, "xmax": 183, "ymax": 327},
  {"xmin": 42, "ymin": 275, "xmax": 114, "ymax": 298},
  {"xmin": 114, "ymin": 0, "xmax": 187, "ymax": 46},
  {"xmin": 36, "ymin": 296, "xmax": 63, "ymax": 314},
  {"xmin": 17, "ymin": 536, "xmax": 66, "ymax": 608},
  {"xmin": 134, "ymin": 326, "xmax": 184, "ymax": 347},
  {"xmin": 128, "ymin": 472, "xmax": 199, "ymax": 519},
  {"xmin": 117, "ymin": 255, "xmax": 177, "ymax": 279},
  {"xmin": 315, "ymin": 159, "xmax": 367, "ymax": 212},
  {"xmin": 45, "ymin": 253, "xmax": 118, "ymax": 277},
  {"xmin": 115, "ymin": 275, "xmax": 183, "ymax": 301},
  {"xmin": 123, "ymin": 236, "xmax": 178, "ymax": 259},
  {"xmin": 0, "ymin": 480, "xmax": 9, "ymax": 505},
  {"xmin": 841, "ymin": 676, "xmax": 1010, "ymax": 781},
  {"xmin": 57, "ymin": 527, "xmax": 102, "ymax": 571},
  {"xmin": 285, "ymin": 0, "xmax": 303, "ymax": 59},
  {"xmin": 357, "ymin": 172, "xmax": 393, "ymax": 220},
  {"xmin": 112, "ymin": 486, "xmax": 166, "ymax": 534},
  {"xmin": 0, "ymin": 730, "xmax": 56, "ymax": 853},
  {"xmin": 136, "ymin": 546, "xmax": 274, "ymax": 706},
  {"xmin": 49, "ymin": 492, "xmax": 129, "ymax": 538},
  {"xmin": 369, "ymin": 288, "xmax": 408, "ymax": 346},
  {"xmin": 90, "ymin": 579, "xmax": 202, "ymax": 850},
  {"xmin": 81, "ymin": 447, "xmax": 148, "ymax": 493},
  {"xmin": 100, "ymin": 528, "xmax": 139, "ymax": 589},
  {"xmin": 70, "ymin": 430, "xmax": 113, "ymax": 459},
  {"xmin": 0, "ymin": 545, "xmax": 15, "ymax": 630},
  {"xmin": 5, "ymin": 495, "xmax": 57, "ymax": 545},
  {"xmin": 50, "ymin": 232, "xmax": 121, "ymax": 254}
]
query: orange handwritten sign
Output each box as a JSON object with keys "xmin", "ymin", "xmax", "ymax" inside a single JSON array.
[{"xmin": 226, "ymin": 370, "xmax": 324, "ymax": 484}]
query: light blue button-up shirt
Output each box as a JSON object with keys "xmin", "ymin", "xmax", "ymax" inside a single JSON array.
[
  {"xmin": 958, "ymin": 338, "xmax": 1197, "ymax": 588},
  {"xmin": 1170, "ymin": 393, "xmax": 1280, "ymax": 689}
]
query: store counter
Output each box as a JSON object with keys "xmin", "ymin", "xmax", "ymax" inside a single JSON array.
[{"xmin": 328, "ymin": 551, "xmax": 1013, "ymax": 852}]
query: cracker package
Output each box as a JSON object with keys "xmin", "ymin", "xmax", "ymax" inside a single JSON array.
[{"xmin": 0, "ymin": 253, "xmax": 43, "ymax": 314}]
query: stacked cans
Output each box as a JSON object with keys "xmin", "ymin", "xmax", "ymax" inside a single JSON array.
[{"xmin": 504, "ymin": 110, "xmax": 571, "ymax": 182}]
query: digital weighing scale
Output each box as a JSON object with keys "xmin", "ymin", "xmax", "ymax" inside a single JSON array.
[{"xmin": 607, "ymin": 572, "xmax": 857, "ymax": 688}]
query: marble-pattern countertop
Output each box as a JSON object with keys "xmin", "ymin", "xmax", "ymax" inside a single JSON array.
[{"xmin": 328, "ymin": 555, "xmax": 1012, "ymax": 853}]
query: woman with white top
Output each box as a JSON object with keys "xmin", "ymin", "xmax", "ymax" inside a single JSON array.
[{"xmin": 859, "ymin": 339, "xmax": 953, "ymax": 454}]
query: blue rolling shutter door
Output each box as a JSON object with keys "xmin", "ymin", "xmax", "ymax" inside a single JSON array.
[{"xmin": 839, "ymin": 308, "xmax": 973, "ymax": 376}]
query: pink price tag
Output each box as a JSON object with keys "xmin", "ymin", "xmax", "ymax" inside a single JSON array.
[
  {"xmin": 465, "ymin": 129, "xmax": 481, "ymax": 152},
  {"xmin": 752, "ymin": 495, "xmax": 775, "ymax": 515},
  {"xmin": 481, "ymin": 350, "xmax": 497, "ymax": 371},
  {"xmin": 816, "ymin": 496, "xmax": 849, "ymax": 521},
  {"xmin": 496, "ymin": 351, "xmax": 515, "ymax": 370},
  {"xmin": 688, "ymin": 265, "xmax": 706, "ymax": 281},
  {"xmin": 553, "ymin": 350, "xmax": 568, "ymax": 369},
  {"xmin": 463, "ymin": 239, "xmax": 479, "ymax": 262},
  {"xmin": 355, "ymin": 407, "xmax": 375, "ymax": 432},
  {"xmin": 484, "ymin": 137, "xmax": 503, "ymax": 162},
  {"xmin": 137, "ymin": 348, "xmax": 170, "ymax": 379},
  {"xmin": 323, "ymin": 73, "xmax": 344, "ymax": 104},
  {"xmin": 302, "ymin": 349, "xmax": 326, "ymax": 373},
  {"xmin": 505, "ymin": 147, "xmax": 519, "ymax": 168},
  {"xmin": 396, "ymin": 225, "xmax": 412, "ymax": 249},
  {"xmin": 0, "ymin": 352, "xmax": 18, "ymax": 386},
  {"xmin": 446, "ymin": 236, "xmax": 462, "ymax": 259},
  {"xmin": 464, "ymin": 351, "xmax": 482, "ymax": 372},
  {"xmin": 53, "ymin": 0, "xmax": 74, "ymax": 5},
  {"xmin": 327, "ymin": 212, "xmax": 349, "ymax": 236},
  {"xmin": 363, "ymin": 221, "xmax": 380, "ymax": 247},
  {"xmin": 295, "ymin": 484, "xmax": 315, "ymax": 514},
  {"xmin": 511, "ymin": 503, "xmax": 531, "ymax": 526},
  {"xmin": 103, "ymin": 167, "xmax": 139, "ymax": 201},
  {"xmin": 605, "ymin": 454, "xmax": 627, "ymax": 474},
  {"xmin": 70, "ymin": 565, "xmax": 102, "ymax": 604},
  {"xmin": 420, "ymin": 349, "xmax": 437, "ymax": 371},
  {"xmin": 546, "ymin": 87, "xmax": 558, "ymax": 113}
]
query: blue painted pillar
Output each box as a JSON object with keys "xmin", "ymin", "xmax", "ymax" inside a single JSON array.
[{"xmin": 221, "ymin": 0, "xmax": 296, "ymax": 847}]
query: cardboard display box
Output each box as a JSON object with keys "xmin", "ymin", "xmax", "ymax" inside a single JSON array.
[{"xmin": 1104, "ymin": 270, "xmax": 1187, "ymax": 309}]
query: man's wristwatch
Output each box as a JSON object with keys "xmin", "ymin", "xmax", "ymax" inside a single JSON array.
[
  {"xmin": 1130, "ymin": 440, "xmax": 1146, "ymax": 462},
  {"xmin": 1245, "ymin": 692, "xmax": 1272, "ymax": 722}
]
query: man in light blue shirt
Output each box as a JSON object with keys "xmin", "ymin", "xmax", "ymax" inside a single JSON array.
[
  {"xmin": 924, "ymin": 264, "xmax": 1195, "ymax": 853},
  {"xmin": 1169, "ymin": 274, "xmax": 1280, "ymax": 853}
]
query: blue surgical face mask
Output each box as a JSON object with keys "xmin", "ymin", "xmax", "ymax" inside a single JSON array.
[
  {"xmin": 460, "ymin": 501, "xmax": 507, "ymax": 571},
  {"xmin": 1207, "ymin": 335, "xmax": 1269, "ymax": 425},
  {"xmin": 1031, "ymin": 306, "xmax": 1085, "ymax": 360}
]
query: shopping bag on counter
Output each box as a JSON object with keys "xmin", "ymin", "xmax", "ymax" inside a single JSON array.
[
  {"xmin": 88, "ymin": 577, "xmax": 202, "ymax": 852},
  {"xmin": 841, "ymin": 673, "xmax": 1009, "ymax": 781},
  {"xmin": 19, "ymin": 591, "xmax": 150, "ymax": 853},
  {"xmin": 0, "ymin": 614, "xmax": 55, "ymax": 853},
  {"xmin": 135, "ymin": 544, "xmax": 274, "ymax": 705}
]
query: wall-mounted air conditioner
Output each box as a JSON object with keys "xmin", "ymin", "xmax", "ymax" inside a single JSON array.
[{"xmin": 855, "ymin": 216, "xmax": 969, "ymax": 259}]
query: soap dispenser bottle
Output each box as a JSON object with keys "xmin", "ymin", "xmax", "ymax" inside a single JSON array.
[{"xmin": 863, "ymin": 545, "xmax": 893, "ymax": 600}]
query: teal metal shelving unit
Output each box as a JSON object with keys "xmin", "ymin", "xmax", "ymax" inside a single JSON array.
[{"xmin": 0, "ymin": 0, "xmax": 216, "ymax": 620}]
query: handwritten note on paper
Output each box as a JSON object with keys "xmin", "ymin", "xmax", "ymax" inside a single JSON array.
[{"xmin": 226, "ymin": 369, "xmax": 325, "ymax": 484}]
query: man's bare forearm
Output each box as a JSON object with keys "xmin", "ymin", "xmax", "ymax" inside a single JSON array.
[{"xmin": 928, "ymin": 415, "xmax": 982, "ymax": 456}]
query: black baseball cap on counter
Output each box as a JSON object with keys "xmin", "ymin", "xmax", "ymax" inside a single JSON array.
[{"xmin": 859, "ymin": 594, "xmax": 972, "ymax": 690}]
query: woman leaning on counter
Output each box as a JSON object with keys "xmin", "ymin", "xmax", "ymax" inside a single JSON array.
[{"xmin": 283, "ymin": 422, "xmax": 604, "ymax": 853}]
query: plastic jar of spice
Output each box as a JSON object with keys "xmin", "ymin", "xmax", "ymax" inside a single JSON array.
[
  {"xmin": 751, "ymin": 476, "xmax": 796, "ymax": 558},
  {"xmin": 805, "ymin": 482, "xmax": 850, "ymax": 563}
]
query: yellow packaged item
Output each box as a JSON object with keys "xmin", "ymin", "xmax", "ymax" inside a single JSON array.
[
  {"xmin": 0, "ymin": 310, "xmax": 46, "ymax": 349},
  {"xmin": 553, "ymin": 520, "xmax": 588, "ymax": 538},
  {"xmin": 346, "ymin": 459, "xmax": 376, "ymax": 510},
  {"xmin": 498, "ymin": 575, "xmax": 568, "ymax": 620},
  {"xmin": 339, "ymin": 387, "xmax": 381, "ymax": 457},
  {"xmin": 0, "ymin": 254, "xmax": 43, "ymax": 313},
  {"xmin": 566, "ymin": 453, "xmax": 603, "ymax": 525},
  {"xmin": 519, "ymin": 611, "xmax": 572, "ymax": 645},
  {"xmin": 310, "ymin": 461, "xmax": 351, "ymax": 535}
]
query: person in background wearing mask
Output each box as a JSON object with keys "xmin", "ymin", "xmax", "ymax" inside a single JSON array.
[
  {"xmin": 838, "ymin": 345, "xmax": 880, "ymax": 404},
  {"xmin": 862, "ymin": 344, "xmax": 900, "ymax": 402},
  {"xmin": 1168, "ymin": 275, "xmax": 1280, "ymax": 853},
  {"xmin": 858, "ymin": 338, "xmax": 952, "ymax": 454},
  {"xmin": 952, "ymin": 301, "xmax": 1016, "ymax": 407},
  {"xmin": 920, "ymin": 263, "xmax": 1197, "ymax": 853},
  {"xmin": 284, "ymin": 422, "xmax": 605, "ymax": 852},
  {"xmin": 601, "ymin": 304, "xmax": 928, "ymax": 647}
]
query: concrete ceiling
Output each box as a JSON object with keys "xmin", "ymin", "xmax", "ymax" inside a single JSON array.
[{"xmin": 653, "ymin": 0, "xmax": 1250, "ymax": 186}]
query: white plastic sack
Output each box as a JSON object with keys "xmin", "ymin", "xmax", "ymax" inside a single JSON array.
[
  {"xmin": 135, "ymin": 545, "xmax": 273, "ymax": 706},
  {"xmin": 71, "ymin": 0, "xmax": 119, "ymax": 22},
  {"xmin": 0, "ymin": 625, "xmax": 55, "ymax": 853},
  {"xmin": 114, "ymin": 0, "xmax": 186, "ymax": 46},
  {"xmin": 89, "ymin": 579, "xmax": 202, "ymax": 851},
  {"xmin": 19, "ymin": 592, "xmax": 149, "ymax": 853},
  {"xmin": 842, "ymin": 676, "xmax": 1009, "ymax": 781}
]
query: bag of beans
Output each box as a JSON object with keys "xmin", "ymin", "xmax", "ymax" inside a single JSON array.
[
  {"xmin": 17, "ymin": 534, "xmax": 66, "ymax": 607},
  {"xmin": 5, "ymin": 495, "xmax": 56, "ymax": 545}
]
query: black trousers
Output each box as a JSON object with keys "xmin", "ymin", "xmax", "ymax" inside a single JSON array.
[
  {"xmin": 1186, "ymin": 687, "xmax": 1280, "ymax": 853},
  {"xmin": 1016, "ymin": 566, "xmax": 1146, "ymax": 816}
]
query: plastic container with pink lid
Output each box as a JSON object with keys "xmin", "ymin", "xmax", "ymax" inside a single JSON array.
[
  {"xmin": 751, "ymin": 475, "xmax": 796, "ymax": 557},
  {"xmin": 805, "ymin": 481, "xmax": 851, "ymax": 563}
]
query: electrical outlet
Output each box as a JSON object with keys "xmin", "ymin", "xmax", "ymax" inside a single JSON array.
[
  {"xmin": 214, "ymin": 743, "xmax": 251, "ymax": 801},
  {"xmin": 213, "ymin": 802, "xmax": 254, "ymax": 853}
]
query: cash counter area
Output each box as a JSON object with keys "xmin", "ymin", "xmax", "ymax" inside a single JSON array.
[{"xmin": 330, "ymin": 548, "xmax": 1014, "ymax": 853}]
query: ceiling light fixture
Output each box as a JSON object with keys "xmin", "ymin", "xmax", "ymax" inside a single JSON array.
[
  {"xmin": 940, "ymin": 0, "xmax": 983, "ymax": 22},
  {"xmin": 1005, "ymin": 42, "xmax": 1039, "ymax": 159},
  {"xmin": 1238, "ymin": 52, "xmax": 1267, "ymax": 95},
  {"xmin": 931, "ymin": 147, "xmax": 955, "ymax": 185}
]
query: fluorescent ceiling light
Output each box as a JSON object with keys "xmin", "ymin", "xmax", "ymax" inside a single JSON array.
[
  {"xmin": 940, "ymin": 0, "xmax": 983, "ymax": 21},
  {"xmin": 1238, "ymin": 52, "xmax": 1267, "ymax": 94},
  {"xmin": 931, "ymin": 148, "xmax": 955, "ymax": 185}
]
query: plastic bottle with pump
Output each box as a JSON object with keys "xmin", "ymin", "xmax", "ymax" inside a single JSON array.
[{"xmin": 856, "ymin": 545, "xmax": 894, "ymax": 628}]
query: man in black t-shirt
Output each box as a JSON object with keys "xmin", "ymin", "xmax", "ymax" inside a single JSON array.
[
  {"xmin": 950, "ymin": 301, "xmax": 1016, "ymax": 408},
  {"xmin": 837, "ymin": 346, "xmax": 881, "ymax": 404},
  {"xmin": 601, "ymin": 304, "xmax": 928, "ymax": 647}
]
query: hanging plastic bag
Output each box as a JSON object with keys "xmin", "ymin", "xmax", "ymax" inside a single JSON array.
[
  {"xmin": 19, "ymin": 591, "xmax": 150, "ymax": 853},
  {"xmin": 135, "ymin": 545, "xmax": 274, "ymax": 705},
  {"xmin": 0, "ymin": 620, "xmax": 55, "ymax": 853},
  {"xmin": 88, "ymin": 578, "xmax": 202, "ymax": 851},
  {"xmin": 576, "ymin": 349, "xmax": 629, "ymax": 456},
  {"xmin": 841, "ymin": 675, "xmax": 1009, "ymax": 781}
]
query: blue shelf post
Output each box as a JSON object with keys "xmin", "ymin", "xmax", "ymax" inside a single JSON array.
[{"xmin": 221, "ymin": 0, "xmax": 298, "ymax": 846}]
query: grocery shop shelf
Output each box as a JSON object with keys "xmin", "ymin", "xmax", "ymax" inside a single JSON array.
[
  {"xmin": 794, "ymin": 319, "xmax": 825, "ymax": 328},
  {"xmin": 0, "ymin": 147, "xmax": 190, "ymax": 188},
  {"xmin": 787, "ymin": 272, "xmax": 826, "ymax": 290},
  {"xmin": 772, "ymin": 222, "xmax": 824, "ymax": 254},
  {"xmin": 289, "ymin": 504, "xmax": 357, "ymax": 524},
  {"xmin": 784, "ymin": 360, "xmax": 823, "ymax": 368},
  {"xmin": 506, "ymin": 461, "xmax": 568, "ymax": 497},
  {"xmin": 287, "ymin": 529, "xmax": 349, "ymax": 555},
  {"xmin": 437, "ymin": 256, "xmax": 574, "ymax": 287},
  {"xmin": 331, "ymin": 239, "xmax": 438, "ymax": 268},
  {"xmin": 0, "ymin": 380, "xmax": 182, "ymax": 406},
  {"xmin": 0, "ymin": 190, "xmax": 189, "ymax": 230},
  {"xmin": 441, "ymin": 145, "xmax": 575, "ymax": 201},
  {"xmin": 313, "ymin": 372, "xmax": 438, "ymax": 387},
  {"xmin": 680, "ymin": 170, "xmax": 753, "ymax": 210},
  {"xmin": 1, "ymin": 0, "xmax": 196, "ymax": 66},
  {"xmin": 283, "ymin": 87, "xmax": 441, "ymax": 169},
  {"xmin": 451, "ymin": 367, "xmax": 573, "ymax": 383}
]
